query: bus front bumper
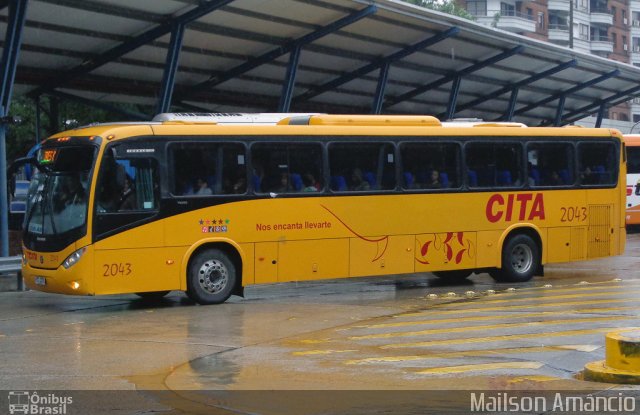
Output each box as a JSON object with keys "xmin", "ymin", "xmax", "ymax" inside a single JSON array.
[{"xmin": 22, "ymin": 254, "xmax": 94, "ymax": 296}]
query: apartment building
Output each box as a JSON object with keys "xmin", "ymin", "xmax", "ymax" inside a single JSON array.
[{"xmin": 457, "ymin": 0, "xmax": 635, "ymax": 124}]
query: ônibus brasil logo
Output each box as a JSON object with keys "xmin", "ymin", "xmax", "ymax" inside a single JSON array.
[{"xmin": 8, "ymin": 391, "xmax": 72, "ymax": 414}]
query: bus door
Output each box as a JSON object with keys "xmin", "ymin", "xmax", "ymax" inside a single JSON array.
[{"xmin": 92, "ymin": 142, "xmax": 179, "ymax": 294}]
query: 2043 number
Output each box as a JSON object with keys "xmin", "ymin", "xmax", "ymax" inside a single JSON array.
[
  {"xmin": 560, "ymin": 207, "xmax": 587, "ymax": 222},
  {"xmin": 103, "ymin": 263, "xmax": 132, "ymax": 277}
]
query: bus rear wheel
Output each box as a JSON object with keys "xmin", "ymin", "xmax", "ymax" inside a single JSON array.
[
  {"xmin": 491, "ymin": 234, "xmax": 539, "ymax": 283},
  {"xmin": 187, "ymin": 249, "xmax": 236, "ymax": 305},
  {"xmin": 432, "ymin": 270, "xmax": 472, "ymax": 282}
]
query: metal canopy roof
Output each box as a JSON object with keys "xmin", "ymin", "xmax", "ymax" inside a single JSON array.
[{"xmin": 3, "ymin": 0, "xmax": 640, "ymax": 126}]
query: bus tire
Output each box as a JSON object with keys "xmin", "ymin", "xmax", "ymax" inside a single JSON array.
[
  {"xmin": 187, "ymin": 249, "xmax": 236, "ymax": 305},
  {"xmin": 135, "ymin": 291, "xmax": 170, "ymax": 300},
  {"xmin": 432, "ymin": 270, "xmax": 472, "ymax": 282},
  {"xmin": 492, "ymin": 234, "xmax": 539, "ymax": 283}
]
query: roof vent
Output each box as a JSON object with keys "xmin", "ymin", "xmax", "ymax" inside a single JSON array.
[
  {"xmin": 279, "ymin": 114, "xmax": 441, "ymax": 127},
  {"xmin": 153, "ymin": 113, "xmax": 319, "ymax": 125}
]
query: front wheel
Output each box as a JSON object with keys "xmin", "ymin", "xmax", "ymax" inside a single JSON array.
[
  {"xmin": 491, "ymin": 234, "xmax": 540, "ymax": 283},
  {"xmin": 187, "ymin": 249, "xmax": 236, "ymax": 305}
]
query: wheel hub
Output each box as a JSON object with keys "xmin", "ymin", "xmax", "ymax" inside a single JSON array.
[
  {"xmin": 511, "ymin": 243, "xmax": 533, "ymax": 274},
  {"xmin": 198, "ymin": 259, "xmax": 228, "ymax": 294}
]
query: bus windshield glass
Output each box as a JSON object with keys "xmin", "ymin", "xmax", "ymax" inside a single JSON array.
[{"xmin": 24, "ymin": 145, "xmax": 96, "ymax": 237}]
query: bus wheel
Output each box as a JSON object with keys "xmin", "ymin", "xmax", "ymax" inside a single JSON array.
[
  {"xmin": 135, "ymin": 291, "xmax": 170, "ymax": 300},
  {"xmin": 187, "ymin": 249, "xmax": 236, "ymax": 305},
  {"xmin": 432, "ymin": 270, "xmax": 472, "ymax": 282},
  {"xmin": 492, "ymin": 234, "xmax": 539, "ymax": 283}
]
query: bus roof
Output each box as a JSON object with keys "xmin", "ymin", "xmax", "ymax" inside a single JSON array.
[{"xmin": 47, "ymin": 114, "xmax": 621, "ymax": 142}]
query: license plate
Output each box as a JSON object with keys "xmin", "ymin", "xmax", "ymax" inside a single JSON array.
[{"xmin": 35, "ymin": 277, "xmax": 46, "ymax": 286}]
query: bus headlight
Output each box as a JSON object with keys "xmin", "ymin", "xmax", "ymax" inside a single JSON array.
[{"xmin": 62, "ymin": 247, "xmax": 87, "ymax": 269}]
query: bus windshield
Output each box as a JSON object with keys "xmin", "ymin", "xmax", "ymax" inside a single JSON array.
[{"xmin": 24, "ymin": 145, "xmax": 96, "ymax": 237}]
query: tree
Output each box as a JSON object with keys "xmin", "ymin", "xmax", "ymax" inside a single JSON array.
[
  {"xmin": 5, "ymin": 95, "xmax": 149, "ymax": 162},
  {"xmin": 403, "ymin": 0, "xmax": 475, "ymax": 20}
]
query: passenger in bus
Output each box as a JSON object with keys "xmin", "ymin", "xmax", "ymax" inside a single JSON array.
[
  {"xmin": 97, "ymin": 182, "xmax": 119, "ymax": 213},
  {"xmin": 403, "ymin": 172, "xmax": 416, "ymax": 189},
  {"xmin": 195, "ymin": 178, "xmax": 213, "ymax": 195},
  {"xmin": 548, "ymin": 171, "xmax": 563, "ymax": 186},
  {"xmin": 57, "ymin": 176, "xmax": 86, "ymax": 212},
  {"xmin": 302, "ymin": 173, "xmax": 318, "ymax": 192},
  {"xmin": 273, "ymin": 172, "xmax": 291, "ymax": 193},
  {"xmin": 118, "ymin": 176, "xmax": 136, "ymax": 210},
  {"xmin": 350, "ymin": 168, "xmax": 370, "ymax": 191},
  {"xmin": 580, "ymin": 166, "xmax": 597, "ymax": 184},
  {"xmin": 252, "ymin": 165, "xmax": 264, "ymax": 192},
  {"xmin": 177, "ymin": 178, "xmax": 194, "ymax": 195},
  {"xmin": 231, "ymin": 173, "xmax": 247, "ymax": 194},
  {"xmin": 425, "ymin": 170, "xmax": 441, "ymax": 189}
]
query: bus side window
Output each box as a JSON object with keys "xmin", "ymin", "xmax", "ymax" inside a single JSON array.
[
  {"xmin": 578, "ymin": 142, "xmax": 617, "ymax": 186},
  {"xmin": 627, "ymin": 146, "xmax": 640, "ymax": 174},
  {"xmin": 465, "ymin": 142, "xmax": 522, "ymax": 188},
  {"xmin": 328, "ymin": 142, "xmax": 395, "ymax": 192},
  {"xmin": 169, "ymin": 143, "xmax": 246, "ymax": 196},
  {"xmin": 400, "ymin": 142, "xmax": 460, "ymax": 190},
  {"xmin": 97, "ymin": 158, "xmax": 158, "ymax": 213},
  {"xmin": 251, "ymin": 143, "xmax": 323, "ymax": 194},
  {"xmin": 527, "ymin": 143, "xmax": 574, "ymax": 187}
]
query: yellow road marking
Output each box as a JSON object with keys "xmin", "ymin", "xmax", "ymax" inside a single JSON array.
[
  {"xmin": 440, "ymin": 281, "xmax": 637, "ymax": 298},
  {"xmin": 345, "ymin": 344, "xmax": 600, "ymax": 365},
  {"xmin": 416, "ymin": 361, "xmax": 543, "ymax": 374},
  {"xmin": 380, "ymin": 327, "xmax": 634, "ymax": 349},
  {"xmin": 297, "ymin": 339, "xmax": 332, "ymax": 344},
  {"xmin": 401, "ymin": 298, "xmax": 639, "ymax": 317},
  {"xmin": 349, "ymin": 316, "xmax": 629, "ymax": 340},
  {"xmin": 293, "ymin": 349, "xmax": 358, "ymax": 356},
  {"xmin": 358, "ymin": 307, "xmax": 640, "ymax": 329},
  {"xmin": 503, "ymin": 279, "xmax": 634, "ymax": 291},
  {"xmin": 507, "ymin": 375, "xmax": 557, "ymax": 384},
  {"xmin": 450, "ymin": 289, "xmax": 640, "ymax": 307}
]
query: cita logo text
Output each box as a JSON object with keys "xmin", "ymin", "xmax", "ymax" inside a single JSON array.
[{"xmin": 8, "ymin": 391, "xmax": 72, "ymax": 415}]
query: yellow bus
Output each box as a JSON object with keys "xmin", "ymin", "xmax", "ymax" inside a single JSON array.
[
  {"xmin": 18, "ymin": 114, "xmax": 626, "ymax": 304},
  {"xmin": 623, "ymin": 135, "xmax": 640, "ymax": 225}
]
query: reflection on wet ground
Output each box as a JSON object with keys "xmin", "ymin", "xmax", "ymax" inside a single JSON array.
[{"xmin": 1, "ymin": 235, "xmax": 640, "ymax": 413}]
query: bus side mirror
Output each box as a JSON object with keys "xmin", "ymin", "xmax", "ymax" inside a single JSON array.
[{"xmin": 7, "ymin": 156, "xmax": 37, "ymax": 197}]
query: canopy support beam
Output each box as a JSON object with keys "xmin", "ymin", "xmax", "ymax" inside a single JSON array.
[
  {"xmin": 445, "ymin": 76, "xmax": 461, "ymax": 120},
  {"xmin": 31, "ymin": 0, "xmax": 236, "ymax": 97},
  {"xmin": 511, "ymin": 69, "xmax": 619, "ymax": 118},
  {"xmin": 0, "ymin": 0, "xmax": 28, "ymax": 257},
  {"xmin": 554, "ymin": 95, "xmax": 566, "ymax": 126},
  {"xmin": 278, "ymin": 45, "xmax": 302, "ymax": 112},
  {"xmin": 385, "ymin": 45, "xmax": 524, "ymax": 109},
  {"xmin": 371, "ymin": 62, "xmax": 390, "ymax": 115},
  {"xmin": 179, "ymin": 5, "xmax": 377, "ymax": 101},
  {"xmin": 156, "ymin": 22, "xmax": 185, "ymax": 115},
  {"xmin": 295, "ymin": 26, "xmax": 460, "ymax": 105},
  {"xmin": 455, "ymin": 60, "xmax": 577, "ymax": 117},
  {"xmin": 504, "ymin": 87, "xmax": 519, "ymax": 121}
]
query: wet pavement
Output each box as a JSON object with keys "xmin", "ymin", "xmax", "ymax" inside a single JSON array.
[{"xmin": 2, "ymin": 235, "xmax": 640, "ymax": 413}]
